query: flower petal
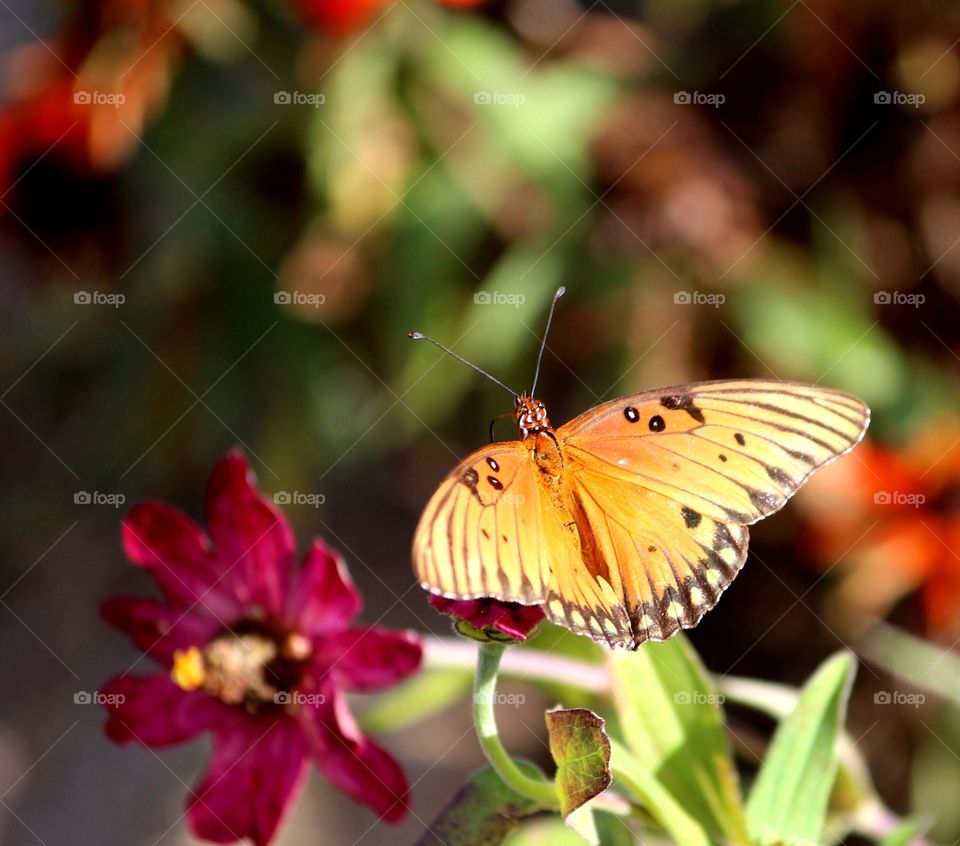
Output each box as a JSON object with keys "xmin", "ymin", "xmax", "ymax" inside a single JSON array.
[
  {"xmin": 206, "ymin": 450, "xmax": 295, "ymax": 618},
  {"xmin": 303, "ymin": 684, "xmax": 410, "ymax": 822},
  {"xmin": 285, "ymin": 540, "xmax": 362, "ymax": 635},
  {"xmin": 320, "ymin": 627, "xmax": 422, "ymax": 692},
  {"xmin": 101, "ymin": 597, "xmax": 219, "ymax": 668},
  {"xmin": 102, "ymin": 674, "xmax": 225, "ymax": 747},
  {"xmin": 122, "ymin": 501, "xmax": 238, "ymax": 618},
  {"xmin": 429, "ymin": 594, "xmax": 545, "ymax": 641},
  {"xmin": 187, "ymin": 711, "xmax": 308, "ymax": 846}
]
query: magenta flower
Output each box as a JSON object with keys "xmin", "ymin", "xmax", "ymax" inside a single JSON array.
[
  {"xmin": 428, "ymin": 595, "xmax": 545, "ymax": 641},
  {"xmin": 101, "ymin": 450, "xmax": 422, "ymax": 845}
]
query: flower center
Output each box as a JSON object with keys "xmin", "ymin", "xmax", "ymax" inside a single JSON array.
[{"xmin": 171, "ymin": 620, "xmax": 313, "ymax": 712}]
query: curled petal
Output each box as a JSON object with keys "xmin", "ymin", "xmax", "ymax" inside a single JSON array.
[
  {"xmin": 102, "ymin": 674, "xmax": 224, "ymax": 748},
  {"xmin": 187, "ymin": 711, "xmax": 308, "ymax": 846},
  {"xmin": 101, "ymin": 597, "xmax": 219, "ymax": 668},
  {"xmin": 286, "ymin": 540, "xmax": 362, "ymax": 635},
  {"xmin": 122, "ymin": 502, "xmax": 237, "ymax": 618},
  {"xmin": 319, "ymin": 627, "xmax": 422, "ymax": 692},
  {"xmin": 206, "ymin": 450, "xmax": 295, "ymax": 618},
  {"xmin": 429, "ymin": 594, "xmax": 545, "ymax": 641}
]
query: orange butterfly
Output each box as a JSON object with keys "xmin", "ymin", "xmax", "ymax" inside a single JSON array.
[{"xmin": 411, "ymin": 290, "xmax": 869, "ymax": 649}]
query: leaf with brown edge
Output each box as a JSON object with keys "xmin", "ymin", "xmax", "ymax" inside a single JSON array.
[
  {"xmin": 414, "ymin": 763, "xmax": 541, "ymax": 846},
  {"xmin": 546, "ymin": 707, "xmax": 613, "ymax": 819}
]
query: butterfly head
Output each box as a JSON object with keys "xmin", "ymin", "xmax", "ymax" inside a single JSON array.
[{"xmin": 515, "ymin": 394, "xmax": 551, "ymax": 438}]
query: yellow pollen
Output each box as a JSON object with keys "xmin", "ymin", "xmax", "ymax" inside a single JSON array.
[{"xmin": 171, "ymin": 647, "xmax": 206, "ymax": 691}]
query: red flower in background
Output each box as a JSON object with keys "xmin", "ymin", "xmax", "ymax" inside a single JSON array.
[
  {"xmin": 429, "ymin": 594, "xmax": 545, "ymax": 642},
  {"xmin": 101, "ymin": 451, "xmax": 422, "ymax": 845},
  {"xmin": 297, "ymin": 0, "xmax": 485, "ymax": 35},
  {"xmin": 800, "ymin": 426, "xmax": 960, "ymax": 637},
  {"xmin": 0, "ymin": 2, "xmax": 182, "ymax": 203}
]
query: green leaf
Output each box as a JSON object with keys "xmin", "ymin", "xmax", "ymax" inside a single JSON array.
[
  {"xmin": 746, "ymin": 652, "xmax": 856, "ymax": 846},
  {"xmin": 415, "ymin": 764, "xmax": 541, "ymax": 846},
  {"xmin": 545, "ymin": 708, "xmax": 612, "ymax": 819},
  {"xmin": 608, "ymin": 634, "xmax": 749, "ymax": 845},
  {"xmin": 609, "ymin": 740, "xmax": 711, "ymax": 846}
]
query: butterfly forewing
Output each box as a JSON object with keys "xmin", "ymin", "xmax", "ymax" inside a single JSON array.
[
  {"xmin": 559, "ymin": 380, "xmax": 870, "ymax": 525},
  {"xmin": 412, "ymin": 443, "xmax": 559, "ymax": 603}
]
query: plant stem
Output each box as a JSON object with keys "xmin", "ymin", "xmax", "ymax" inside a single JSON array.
[
  {"xmin": 425, "ymin": 636, "xmax": 608, "ymax": 692},
  {"xmin": 473, "ymin": 641, "xmax": 560, "ymax": 808}
]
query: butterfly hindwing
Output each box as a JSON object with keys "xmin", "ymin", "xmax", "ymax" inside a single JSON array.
[{"xmin": 552, "ymin": 464, "xmax": 749, "ymax": 648}]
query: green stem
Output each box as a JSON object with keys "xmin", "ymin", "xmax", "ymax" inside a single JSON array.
[{"xmin": 473, "ymin": 641, "xmax": 560, "ymax": 808}]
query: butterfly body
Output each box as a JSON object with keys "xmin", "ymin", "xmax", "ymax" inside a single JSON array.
[{"xmin": 415, "ymin": 379, "xmax": 869, "ymax": 650}]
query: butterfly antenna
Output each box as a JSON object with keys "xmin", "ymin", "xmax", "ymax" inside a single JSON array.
[
  {"xmin": 530, "ymin": 286, "xmax": 565, "ymax": 396},
  {"xmin": 408, "ymin": 331, "xmax": 518, "ymax": 398}
]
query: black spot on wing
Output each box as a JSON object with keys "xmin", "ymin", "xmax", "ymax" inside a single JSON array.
[
  {"xmin": 648, "ymin": 414, "xmax": 665, "ymax": 432},
  {"xmin": 660, "ymin": 394, "xmax": 706, "ymax": 424},
  {"xmin": 460, "ymin": 467, "xmax": 483, "ymax": 504},
  {"xmin": 734, "ymin": 433, "xmax": 746, "ymax": 446},
  {"xmin": 681, "ymin": 506, "xmax": 702, "ymax": 528}
]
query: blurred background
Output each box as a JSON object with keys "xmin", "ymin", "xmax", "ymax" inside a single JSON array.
[{"xmin": 3, "ymin": 0, "xmax": 960, "ymax": 843}]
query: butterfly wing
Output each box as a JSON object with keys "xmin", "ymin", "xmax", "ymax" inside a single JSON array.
[
  {"xmin": 412, "ymin": 442, "xmax": 566, "ymax": 604},
  {"xmin": 551, "ymin": 379, "xmax": 869, "ymax": 648}
]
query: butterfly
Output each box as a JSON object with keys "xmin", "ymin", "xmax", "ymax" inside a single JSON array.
[{"xmin": 410, "ymin": 289, "xmax": 869, "ymax": 649}]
